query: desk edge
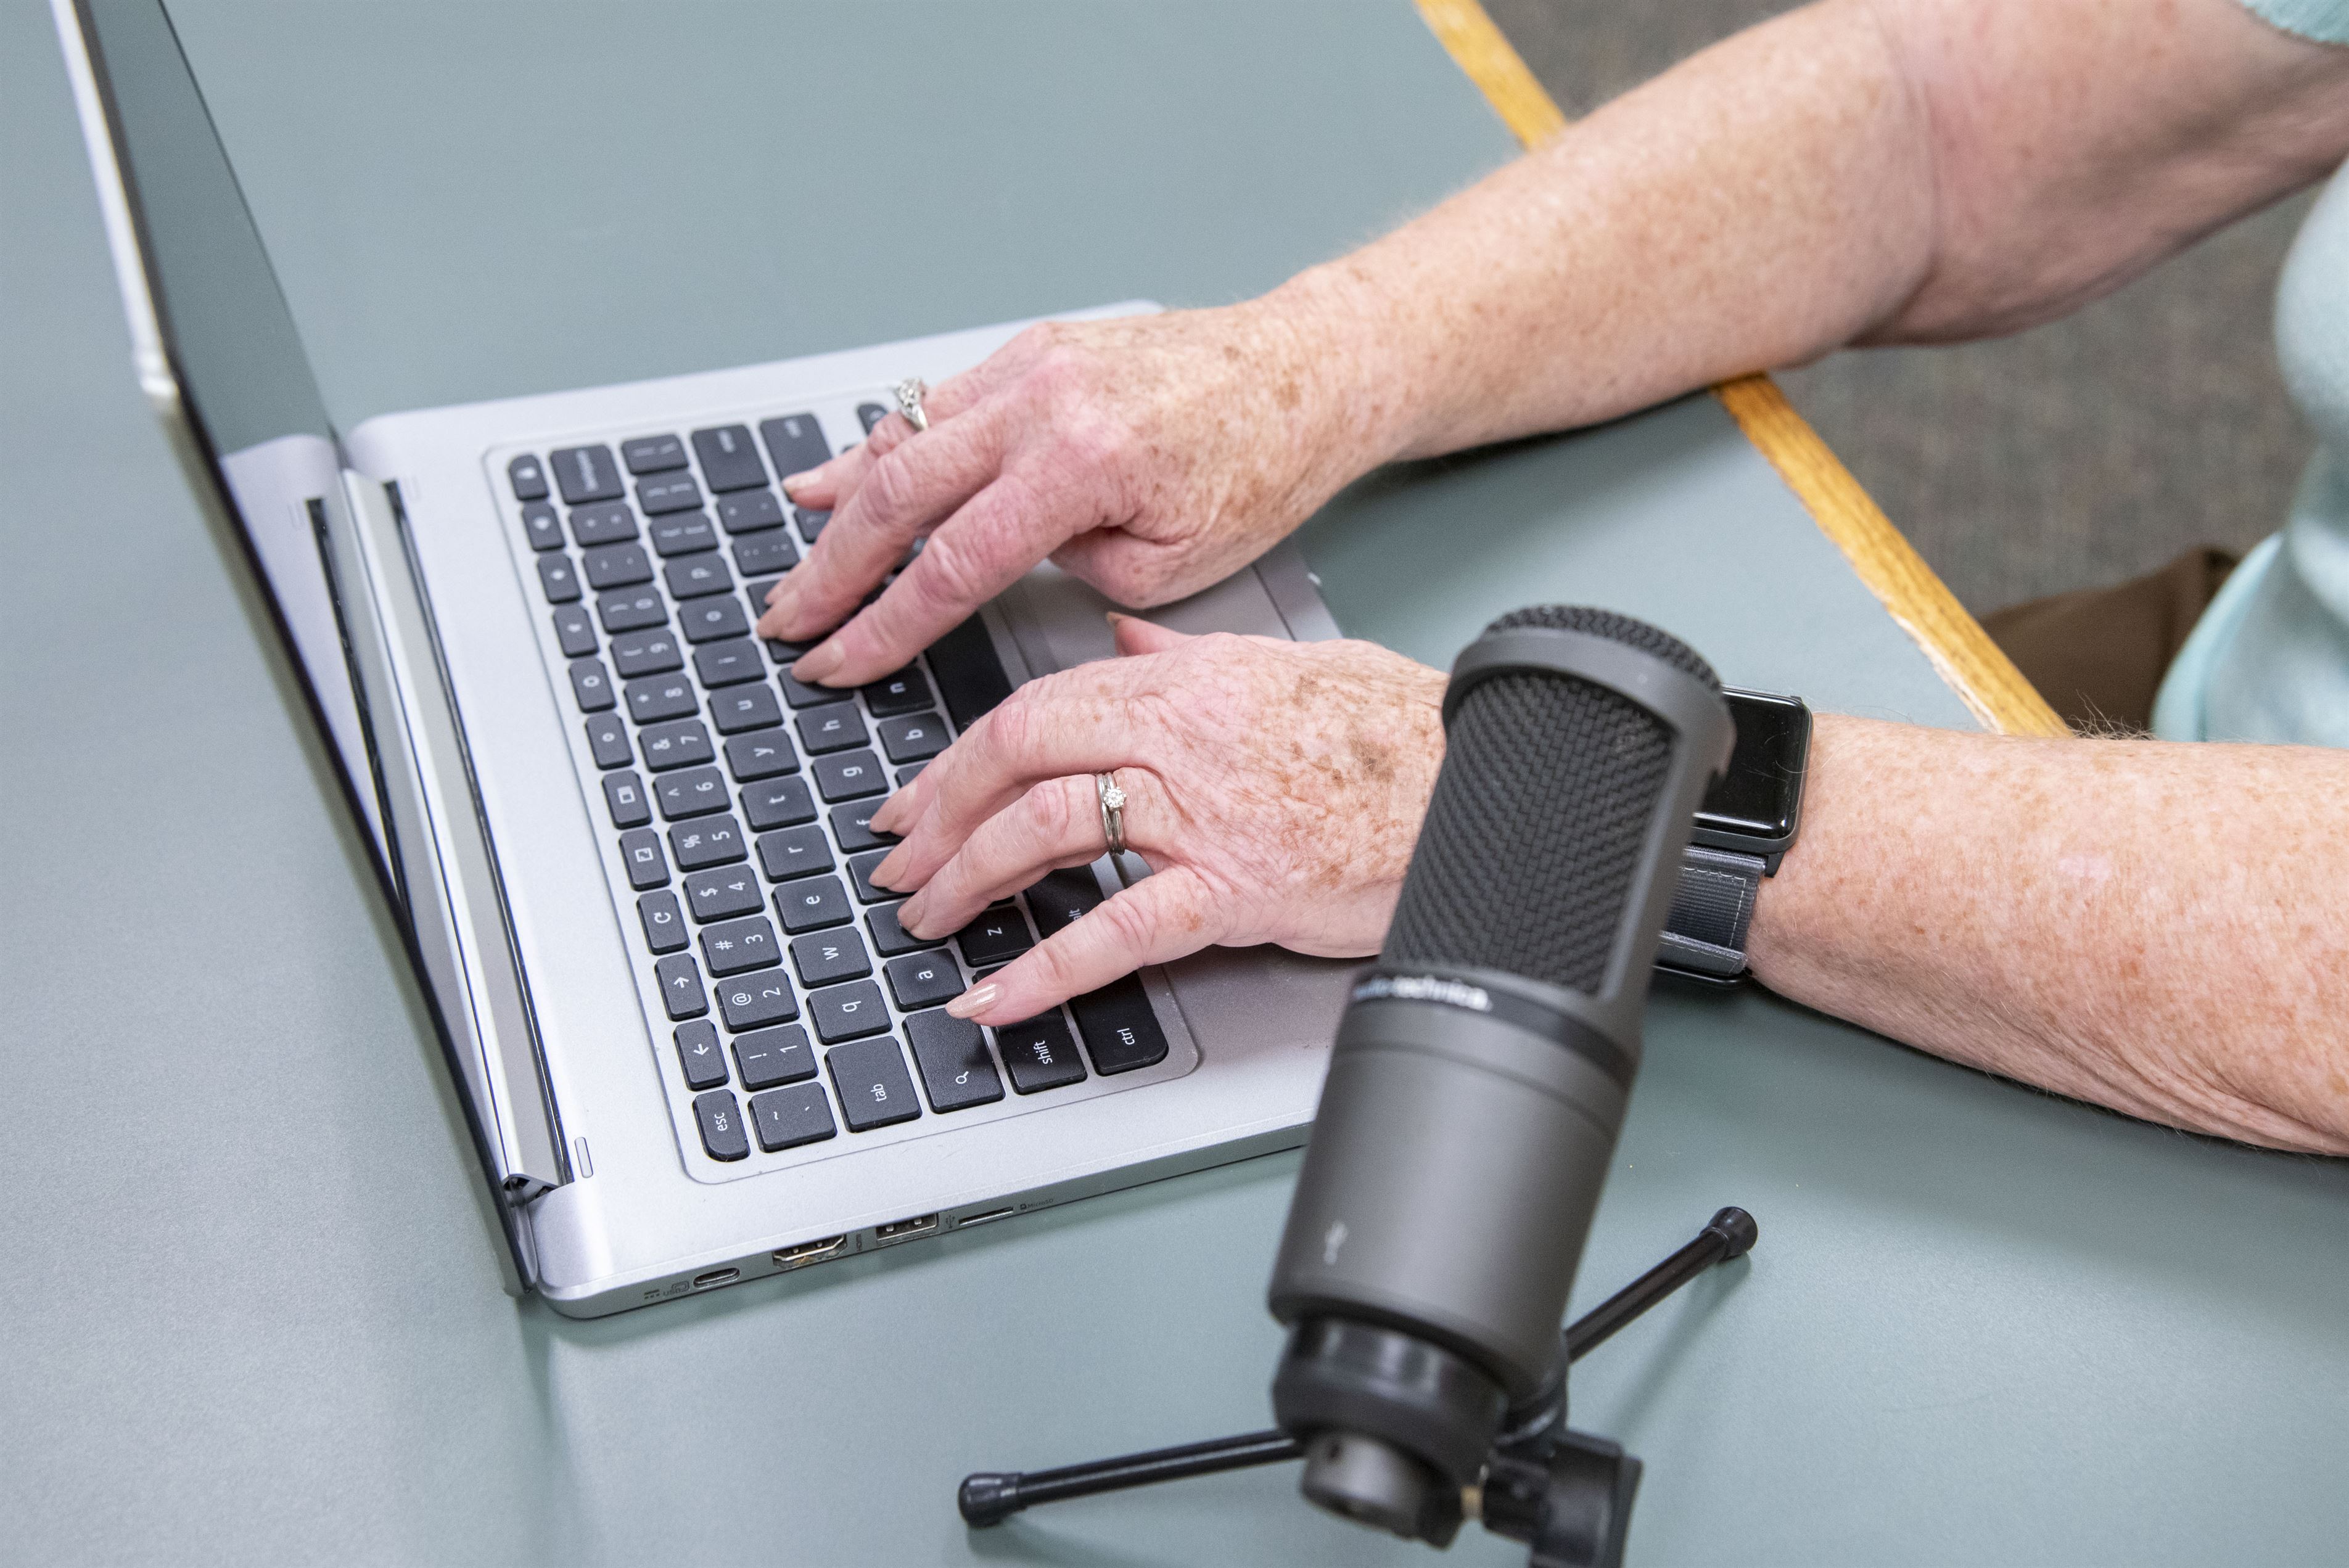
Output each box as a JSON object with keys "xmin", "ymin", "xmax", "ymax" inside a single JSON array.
[{"xmin": 1412, "ymin": 0, "xmax": 2068, "ymax": 739}]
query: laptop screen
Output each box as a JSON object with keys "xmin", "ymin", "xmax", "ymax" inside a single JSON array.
[{"xmin": 64, "ymin": 0, "xmax": 389, "ymax": 861}]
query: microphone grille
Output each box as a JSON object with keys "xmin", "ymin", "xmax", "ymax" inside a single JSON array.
[{"xmin": 1381, "ymin": 608, "xmax": 1718, "ymax": 995}]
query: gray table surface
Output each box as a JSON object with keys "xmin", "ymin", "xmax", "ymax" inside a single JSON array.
[{"xmin": 4, "ymin": 3, "xmax": 2343, "ymax": 1564}]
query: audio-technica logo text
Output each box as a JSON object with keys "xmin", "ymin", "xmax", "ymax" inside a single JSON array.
[{"xmin": 1352, "ymin": 974, "xmax": 1492, "ymax": 1012}]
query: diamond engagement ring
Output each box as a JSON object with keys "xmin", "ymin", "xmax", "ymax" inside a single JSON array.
[
  {"xmin": 892, "ymin": 376, "xmax": 930, "ymax": 433},
  {"xmin": 1096, "ymin": 772, "xmax": 1128, "ymax": 856}
]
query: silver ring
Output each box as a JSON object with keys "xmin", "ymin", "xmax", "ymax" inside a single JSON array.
[
  {"xmin": 892, "ymin": 376, "xmax": 930, "ymax": 433},
  {"xmin": 1095, "ymin": 771, "xmax": 1128, "ymax": 857}
]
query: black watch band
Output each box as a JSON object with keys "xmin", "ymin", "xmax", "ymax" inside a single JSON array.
[{"xmin": 1655, "ymin": 847, "xmax": 1767, "ymax": 983}]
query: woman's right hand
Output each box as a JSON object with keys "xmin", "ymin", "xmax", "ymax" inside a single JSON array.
[{"xmin": 755, "ymin": 291, "xmax": 1388, "ymax": 690}]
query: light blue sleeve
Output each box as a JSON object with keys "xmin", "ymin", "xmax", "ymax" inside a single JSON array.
[{"xmin": 2236, "ymin": 0, "xmax": 2349, "ymax": 44}]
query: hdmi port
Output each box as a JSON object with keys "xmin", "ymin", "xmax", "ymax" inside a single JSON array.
[
  {"xmin": 873, "ymin": 1213, "xmax": 939, "ymax": 1244},
  {"xmin": 772, "ymin": 1234, "xmax": 848, "ymax": 1270}
]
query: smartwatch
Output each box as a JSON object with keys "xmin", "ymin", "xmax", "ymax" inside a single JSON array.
[{"xmin": 1654, "ymin": 689, "xmax": 1811, "ymax": 985}]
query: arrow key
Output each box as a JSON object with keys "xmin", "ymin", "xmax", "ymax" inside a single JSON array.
[{"xmin": 672, "ymin": 1020, "xmax": 730, "ymax": 1090}]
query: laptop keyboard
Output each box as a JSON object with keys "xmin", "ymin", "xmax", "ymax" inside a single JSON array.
[{"xmin": 501, "ymin": 404, "xmax": 1173, "ymax": 1173}]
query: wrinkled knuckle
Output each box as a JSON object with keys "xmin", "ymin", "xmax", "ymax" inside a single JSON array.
[
  {"xmin": 911, "ymin": 536, "xmax": 992, "ymax": 617},
  {"xmin": 985, "ymin": 686, "xmax": 1040, "ymax": 761},
  {"xmin": 1029, "ymin": 935, "xmax": 1084, "ymax": 993},
  {"xmin": 1021, "ymin": 779, "xmax": 1075, "ymax": 845},
  {"xmin": 1094, "ymin": 892, "xmax": 1161, "ymax": 954},
  {"xmin": 859, "ymin": 451, "xmax": 924, "ymax": 525}
]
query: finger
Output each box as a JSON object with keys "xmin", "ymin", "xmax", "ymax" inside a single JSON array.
[
  {"xmin": 947, "ymin": 866, "xmax": 1225, "ymax": 1025},
  {"xmin": 895, "ymin": 774, "xmax": 1112, "ymax": 940},
  {"xmin": 1107, "ymin": 612, "xmax": 1193, "ymax": 658},
  {"xmin": 788, "ymin": 472, "xmax": 1091, "ymax": 688},
  {"xmin": 760, "ymin": 407, "xmax": 1008, "ymax": 644},
  {"xmin": 777, "ymin": 364, "xmax": 994, "ymax": 507}
]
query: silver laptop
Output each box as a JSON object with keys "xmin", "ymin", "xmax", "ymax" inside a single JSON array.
[{"xmin": 57, "ymin": 0, "xmax": 1352, "ymax": 1316}]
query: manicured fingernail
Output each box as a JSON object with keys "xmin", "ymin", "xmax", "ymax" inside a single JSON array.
[
  {"xmin": 897, "ymin": 891, "xmax": 930, "ymax": 935},
  {"xmin": 792, "ymin": 640, "xmax": 845, "ymax": 684},
  {"xmin": 870, "ymin": 845, "xmax": 910, "ymax": 889},
  {"xmin": 945, "ymin": 982, "xmax": 999, "ymax": 1020},
  {"xmin": 782, "ymin": 467, "xmax": 821, "ymax": 496}
]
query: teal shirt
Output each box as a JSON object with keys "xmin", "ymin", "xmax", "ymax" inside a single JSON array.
[{"xmin": 2153, "ymin": 1, "xmax": 2349, "ymax": 742}]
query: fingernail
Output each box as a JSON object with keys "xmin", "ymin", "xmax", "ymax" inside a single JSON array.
[
  {"xmin": 945, "ymin": 981, "xmax": 1000, "ymax": 1020},
  {"xmin": 897, "ymin": 891, "xmax": 929, "ymax": 934},
  {"xmin": 782, "ymin": 467, "xmax": 820, "ymax": 496},
  {"xmin": 870, "ymin": 845, "xmax": 910, "ymax": 889},
  {"xmin": 792, "ymin": 640, "xmax": 845, "ymax": 684}
]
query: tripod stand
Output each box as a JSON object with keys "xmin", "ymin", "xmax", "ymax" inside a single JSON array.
[{"xmin": 960, "ymin": 1207, "xmax": 1758, "ymax": 1567}]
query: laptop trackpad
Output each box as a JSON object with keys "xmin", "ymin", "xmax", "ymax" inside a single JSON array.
[{"xmin": 997, "ymin": 558, "xmax": 1303, "ymax": 679}]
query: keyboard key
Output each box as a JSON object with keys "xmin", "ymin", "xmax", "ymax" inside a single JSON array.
[
  {"xmin": 584, "ymin": 712, "xmax": 632, "ymax": 769},
  {"xmin": 596, "ymin": 588, "xmax": 666, "ymax": 634},
  {"xmin": 855, "ymin": 403, "xmax": 890, "ymax": 435},
  {"xmin": 904, "ymin": 1010, "xmax": 1005, "ymax": 1112},
  {"xmin": 997, "ymin": 1014, "xmax": 1087, "ymax": 1094},
  {"xmin": 795, "ymin": 507, "xmax": 831, "ymax": 545},
  {"xmin": 709, "ymin": 684, "xmax": 783, "ymax": 736},
  {"xmin": 551, "ymin": 444, "xmax": 623, "ymax": 504},
  {"xmin": 568, "ymin": 501, "xmax": 637, "ymax": 547},
  {"xmin": 846, "ymin": 848, "xmax": 894, "ymax": 904},
  {"xmin": 1024, "ymin": 867, "xmax": 1106, "ymax": 939},
  {"xmin": 861, "ymin": 668, "xmax": 934, "ymax": 717},
  {"xmin": 568, "ymin": 658, "xmax": 615, "ymax": 712},
  {"xmin": 638, "ymin": 890, "xmax": 688, "ymax": 953},
  {"xmin": 624, "ymin": 673, "xmax": 699, "ymax": 725},
  {"xmin": 680, "ymin": 596, "xmax": 751, "ymax": 644},
  {"xmin": 520, "ymin": 501, "xmax": 564, "ymax": 551},
  {"xmin": 716, "ymin": 489, "xmax": 786, "ymax": 535},
  {"xmin": 636, "ymin": 472, "xmax": 703, "ymax": 515},
  {"xmin": 693, "ymin": 638, "xmax": 765, "ymax": 688},
  {"xmin": 792, "ymin": 928, "xmax": 872, "ymax": 987},
  {"xmin": 778, "ymin": 668, "xmax": 834, "ymax": 708},
  {"xmin": 619, "ymin": 827, "xmax": 670, "ymax": 890},
  {"xmin": 743, "ymin": 774, "xmax": 817, "ymax": 832},
  {"xmin": 603, "ymin": 770, "xmax": 651, "ymax": 828},
  {"xmin": 796, "ymin": 702, "xmax": 868, "ymax": 755},
  {"xmin": 726, "ymin": 728, "xmax": 800, "ymax": 783},
  {"xmin": 664, "ymin": 552, "xmax": 733, "ymax": 599},
  {"xmin": 655, "ymin": 953, "xmax": 707, "ymax": 1019},
  {"xmin": 552, "ymin": 604, "xmax": 598, "ymax": 657},
  {"xmin": 895, "ymin": 763, "xmax": 929, "ymax": 787},
  {"xmin": 811, "ymin": 980, "xmax": 892, "ymax": 1046},
  {"xmin": 814, "ymin": 750, "xmax": 887, "ymax": 803},
  {"xmin": 648, "ymin": 511, "xmax": 718, "ymax": 557},
  {"xmin": 866, "ymin": 902, "xmax": 926, "ymax": 956},
  {"xmin": 734, "ymin": 532, "xmax": 798, "ymax": 576},
  {"xmin": 829, "ymin": 800, "xmax": 894, "ymax": 853},
  {"xmin": 537, "ymin": 555, "xmax": 582, "ymax": 604},
  {"xmin": 760, "ymin": 413, "xmax": 832, "ymax": 478},
  {"xmin": 685, "ymin": 864, "xmax": 764, "ymax": 922},
  {"xmin": 955, "ymin": 905, "xmax": 1034, "ymax": 968},
  {"xmin": 776, "ymin": 875, "xmax": 852, "ymax": 934},
  {"xmin": 638, "ymin": 718, "xmax": 715, "ymax": 771},
  {"xmin": 886, "ymin": 950, "xmax": 964, "ymax": 1011},
  {"xmin": 669, "ymin": 813, "xmax": 747, "ymax": 871},
  {"xmin": 718, "ymin": 969, "xmax": 799, "ymax": 1032},
  {"xmin": 622, "ymin": 433, "xmax": 687, "ymax": 474},
  {"xmin": 699, "ymin": 913, "xmax": 781, "ymax": 975},
  {"xmin": 693, "ymin": 1089, "xmax": 749, "ymax": 1160},
  {"xmin": 654, "ymin": 765, "xmax": 728, "ymax": 821},
  {"xmin": 672, "ymin": 1019, "xmax": 730, "ymax": 1090},
  {"xmin": 751, "ymin": 1082, "xmax": 836, "ymax": 1150},
  {"xmin": 693, "ymin": 424, "xmax": 769, "ymax": 491},
  {"xmin": 876, "ymin": 712, "xmax": 948, "ymax": 765},
  {"xmin": 826, "ymin": 1035, "xmax": 919, "ymax": 1128},
  {"xmin": 509, "ymin": 453, "xmax": 551, "ymax": 501},
  {"xmin": 610, "ymin": 627, "xmax": 683, "ymax": 678},
  {"xmin": 929, "ymin": 614, "xmax": 1014, "ymax": 733},
  {"xmin": 734, "ymin": 1024, "xmax": 813, "ymax": 1089},
  {"xmin": 582, "ymin": 542, "xmax": 652, "ymax": 591},
  {"xmin": 1068, "ymin": 975, "xmax": 1170, "ymax": 1075},
  {"xmin": 756, "ymin": 824, "xmax": 832, "ymax": 882}
]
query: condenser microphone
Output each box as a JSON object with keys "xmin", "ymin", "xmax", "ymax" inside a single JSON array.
[{"xmin": 1265, "ymin": 605, "xmax": 1734, "ymax": 1545}]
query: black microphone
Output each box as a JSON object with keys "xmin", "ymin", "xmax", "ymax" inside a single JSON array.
[{"xmin": 1264, "ymin": 605, "xmax": 1734, "ymax": 1545}]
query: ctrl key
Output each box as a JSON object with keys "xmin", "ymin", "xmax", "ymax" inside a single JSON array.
[
  {"xmin": 694, "ymin": 1089, "xmax": 751, "ymax": 1162},
  {"xmin": 751, "ymin": 1082, "xmax": 836, "ymax": 1151}
]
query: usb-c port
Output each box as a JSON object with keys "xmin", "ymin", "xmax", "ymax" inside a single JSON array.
[{"xmin": 691, "ymin": 1268, "xmax": 739, "ymax": 1289}]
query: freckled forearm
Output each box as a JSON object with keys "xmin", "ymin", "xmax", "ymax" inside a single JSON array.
[{"xmin": 1745, "ymin": 716, "xmax": 2349, "ymax": 1154}]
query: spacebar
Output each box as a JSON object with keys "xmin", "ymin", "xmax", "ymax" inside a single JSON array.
[{"xmin": 927, "ymin": 614, "xmax": 1014, "ymax": 733}]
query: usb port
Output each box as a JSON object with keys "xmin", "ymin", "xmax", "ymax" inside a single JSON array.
[
  {"xmin": 873, "ymin": 1213, "xmax": 939, "ymax": 1244},
  {"xmin": 691, "ymin": 1268, "xmax": 739, "ymax": 1289},
  {"xmin": 772, "ymin": 1234, "xmax": 847, "ymax": 1270},
  {"xmin": 956, "ymin": 1207, "xmax": 1016, "ymax": 1229}
]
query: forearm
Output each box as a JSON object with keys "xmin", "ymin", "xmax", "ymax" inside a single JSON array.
[{"xmin": 1748, "ymin": 716, "xmax": 2349, "ymax": 1154}]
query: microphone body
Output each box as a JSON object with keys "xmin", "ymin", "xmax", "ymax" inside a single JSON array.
[{"xmin": 1265, "ymin": 607, "xmax": 1733, "ymax": 1542}]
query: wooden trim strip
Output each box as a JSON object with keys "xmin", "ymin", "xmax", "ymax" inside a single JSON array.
[{"xmin": 1411, "ymin": 0, "xmax": 2066, "ymax": 737}]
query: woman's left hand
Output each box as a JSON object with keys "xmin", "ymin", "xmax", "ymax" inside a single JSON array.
[{"xmin": 866, "ymin": 615, "xmax": 1447, "ymax": 1025}]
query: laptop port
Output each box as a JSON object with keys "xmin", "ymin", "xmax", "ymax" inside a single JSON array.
[
  {"xmin": 956, "ymin": 1207, "xmax": 1016, "ymax": 1229},
  {"xmin": 772, "ymin": 1234, "xmax": 848, "ymax": 1270},
  {"xmin": 873, "ymin": 1213, "xmax": 939, "ymax": 1244},
  {"xmin": 691, "ymin": 1268, "xmax": 740, "ymax": 1289}
]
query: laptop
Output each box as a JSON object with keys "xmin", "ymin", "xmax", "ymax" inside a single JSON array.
[{"xmin": 55, "ymin": 0, "xmax": 1353, "ymax": 1316}]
